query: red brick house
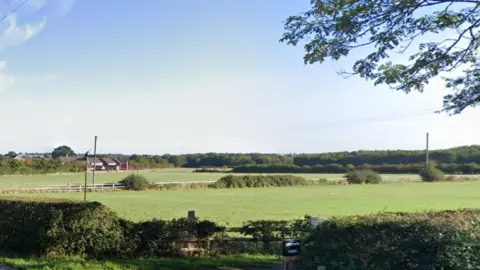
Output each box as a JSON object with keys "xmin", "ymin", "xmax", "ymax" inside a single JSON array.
[
  {"xmin": 87, "ymin": 158, "xmax": 105, "ymax": 171},
  {"xmin": 100, "ymin": 158, "xmax": 120, "ymax": 171},
  {"xmin": 113, "ymin": 158, "xmax": 130, "ymax": 170}
]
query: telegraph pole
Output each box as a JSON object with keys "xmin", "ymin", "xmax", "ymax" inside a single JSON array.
[
  {"xmin": 92, "ymin": 136, "xmax": 98, "ymax": 187},
  {"xmin": 84, "ymin": 151, "xmax": 90, "ymax": 201},
  {"xmin": 425, "ymin": 132, "xmax": 430, "ymax": 168}
]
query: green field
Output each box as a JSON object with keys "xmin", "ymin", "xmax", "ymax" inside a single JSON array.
[
  {"xmin": 19, "ymin": 181, "xmax": 480, "ymax": 225},
  {"xmin": 0, "ymin": 169, "xmax": 420, "ymax": 188}
]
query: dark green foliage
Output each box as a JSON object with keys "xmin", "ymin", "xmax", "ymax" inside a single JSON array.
[
  {"xmin": 0, "ymin": 197, "xmax": 227, "ymax": 259},
  {"xmin": 5, "ymin": 151, "xmax": 16, "ymax": 158},
  {"xmin": 240, "ymin": 216, "xmax": 312, "ymax": 241},
  {"xmin": 300, "ymin": 209, "xmax": 480, "ymax": 270},
  {"xmin": 0, "ymin": 197, "xmax": 124, "ymax": 258},
  {"xmin": 51, "ymin": 146, "xmax": 75, "ymax": 159},
  {"xmin": 2, "ymin": 145, "xmax": 480, "ymax": 175},
  {"xmin": 215, "ymin": 175, "xmax": 309, "ymax": 188},
  {"xmin": 121, "ymin": 218, "xmax": 226, "ymax": 257},
  {"xmin": 233, "ymin": 161, "xmax": 480, "ymax": 174},
  {"xmin": 167, "ymin": 155, "xmax": 188, "ymax": 167},
  {"xmin": 119, "ymin": 174, "xmax": 151, "ymax": 191},
  {"xmin": 345, "ymin": 170, "xmax": 382, "ymax": 184},
  {"xmin": 420, "ymin": 163, "xmax": 446, "ymax": 182},
  {"xmin": 281, "ymin": 0, "xmax": 480, "ymax": 113},
  {"xmin": 193, "ymin": 168, "xmax": 232, "ymax": 173}
]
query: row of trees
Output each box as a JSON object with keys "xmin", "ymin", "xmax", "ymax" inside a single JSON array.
[
  {"xmin": 232, "ymin": 163, "xmax": 480, "ymax": 174},
  {"xmin": 0, "ymin": 157, "xmax": 86, "ymax": 175},
  {"xmin": 2, "ymin": 145, "xmax": 479, "ymax": 174},
  {"xmin": 112, "ymin": 146, "xmax": 480, "ymax": 168}
]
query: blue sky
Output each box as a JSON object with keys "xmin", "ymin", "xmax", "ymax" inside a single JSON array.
[{"xmin": 0, "ymin": 0, "xmax": 478, "ymax": 154}]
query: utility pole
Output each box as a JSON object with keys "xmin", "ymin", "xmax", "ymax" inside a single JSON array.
[
  {"xmin": 84, "ymin": 151, "xmax": 90, "ymax": 201},
  {"xmin": 426, "ymin": 132, "xmax": 430, "ymax": 168},
  {"xmin": 92, "ymin": 136, "xmax": 98, "ymax": 187}
]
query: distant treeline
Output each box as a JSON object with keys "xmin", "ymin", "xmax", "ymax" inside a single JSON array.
[
  {"xmin": 0, "ymin": 157, "xmax": 85, "ymax": 175},
  {"xmin": 231, "ymin": 163, "xmax": 480, "ymax": 174},
  {"xmin": 3, "ymin": 145, "xmax": 480, "ymax": 175},
  {"xmin": 121, "ymin": 145, "xmax": 480, "ymax": 169}
]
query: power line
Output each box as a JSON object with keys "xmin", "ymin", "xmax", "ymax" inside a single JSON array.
[
  {"xmin": 319, "ymin": 108, "xmax": 436, "ymax": 127},
  {"xmin": 287, "ymin": 108, "xmax": 437, "ymax": 133},
  {"xmin": 0, "ymin": 0, "xmax": 29, "ymax": 23}
]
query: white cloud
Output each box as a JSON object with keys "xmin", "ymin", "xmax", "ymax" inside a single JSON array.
[
  {"xmin": 0, "ymin": 15, "xmax": 46, "ymax": 49},
  {"xmin": 0, "ymin": 0, "xmax": 75, "ymax": 92}
]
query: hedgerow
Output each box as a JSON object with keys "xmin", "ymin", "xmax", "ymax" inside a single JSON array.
[
  {"xmin": 300, "ymin": 209, "xmax": 480, "ymax": 270},
  {"xmin": 4, "ymin": 196, "xmax": 480, "ymax": 270},
  {"xmin": 214, "ymin": 175, "xmax": 310, "ymax": 188},
  {"xmin": 0, "ymin": 197, "xmax": 124, "ymax": 258}
]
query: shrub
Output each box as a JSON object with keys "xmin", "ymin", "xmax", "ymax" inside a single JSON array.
[
  {"xmin": 119, "ymin": 174, "xmax": 151, "ymax": 190},
  {"xmin": 121, "ymin": 217, "xmax": 226, "ymax": 257},
  {"xmin": 214, "ymin": 175, "xmax": 309, "ymax": 188},
  {"xmin": 0, "ymin": 197, "xmax": 124, "ymax": 258},
  {"xmin": 240, "ymin": 215, "xmax": 312, "ymax": 241},
  {"xmin": 345, "ymin": 170, "xmax": 382, "ymax": 184},
  {"xmin": 300, "ymin": 209, "xmax": 480, "ymax": 270},
  {"xmin": 420, "ymin": 163, "xmax": 445, "ymax": 182},
  {"xmin": 193, "ymin": 168, "xmax": 232, "ymax": 173}
]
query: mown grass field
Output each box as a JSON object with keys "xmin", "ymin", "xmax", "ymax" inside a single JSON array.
[
  {"xmin": 0, "ymin": 168, "xmax": 420, "ymax": 188},
  {"xmin": 20, "ymin": 181, "xmax": 480, "ymax": 225}
]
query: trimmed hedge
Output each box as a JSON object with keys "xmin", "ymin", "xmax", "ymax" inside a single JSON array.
[
  {"xmin": 0, "ymin": 197, "xmax": 124, "ymax": 258},
  {"xmin": 0, "ymin": 197, "xmax": 226, "ymax": 258},
  {"xmin": 5, "ymin": 196, "xmax": 480, "ymax": 269},
  {"xmin": 214, "ymin": 175, "xmax": 310, "ymax": 188},
  {"xmin": 300, "ymin": 209, "xmax": 480, "ymax": 270},
  {"xmin": 345, "ymin": 170, "xmax": 382, "ymax": 184}
]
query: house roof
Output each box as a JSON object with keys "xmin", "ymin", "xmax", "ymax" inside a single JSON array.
[
  {"xmin": 113, "ymin": 158, "xmax": 128, "ymax": 164},
  {"xmin": 100, "ymin": 158, "xmax": 117, "ymax": 166},
  {"xmin": 87, "ymin": 158, "xmax": 103, "ymax": 166}
]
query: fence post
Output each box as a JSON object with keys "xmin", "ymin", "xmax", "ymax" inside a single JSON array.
[{"xmin": 187, "ymin": 210, "xmax": 196, "ymax": 250}]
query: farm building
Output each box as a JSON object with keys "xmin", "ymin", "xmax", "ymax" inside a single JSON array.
[
  {"xmin": 100, "ymin": 158, "xmax": 119, "ymax": 171},
  {"xmin": 113, "ymin": 158, "xmax": 129, "ymax": 170},
  {"xmin": 87, "ymin": 158, "xmax": 104, "ymax": 171}
]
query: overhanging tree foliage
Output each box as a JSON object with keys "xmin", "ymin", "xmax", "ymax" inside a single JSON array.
[{"xmin": 280, "ymin": 0, "xmax": 480, "ymax": 114}]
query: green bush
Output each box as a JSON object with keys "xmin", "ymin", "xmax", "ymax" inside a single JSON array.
[
  {"xmin": 240, "ymin": 216, "xmax": 312, "ymax": 241},
  {"xmin": 193, "ymin": 168, "xmax": 231, "ymax": 173},
  {"xmin": 300, "ymin": 209, "xmax": 480, "ymax": 270},
  {"xmin": 420, "ymin": 163, "xmax": 445, "ymax": 182},
  {"xmin": 119, "ymin": 174, "xmax": 151, "ymax": 190},
  {"xmin": 0, "ymin": 197, "xmax": 124, "ymax": 258},
  {"xmin": 345, "ymin": 170, "xmax": 382, "ymax": 184},
  {"xmin": 214, "ymin": 175, "xmax": 309, "ymax": 188},
  {"xmin": 121, "ymin": 217, "xmax": 226, "ymax": 257}
]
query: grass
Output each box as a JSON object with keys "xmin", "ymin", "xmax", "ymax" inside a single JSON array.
[
  {"xmin": 0, "ymin": 168, "xmax": 420, "ymax": 188},
  {"xmin": 0, "ymin": 254, "xmax": 280, "ymax": 270},
  {"xmin": 17, "ymin": 181, "xmax": 480, "ymax": 225}
]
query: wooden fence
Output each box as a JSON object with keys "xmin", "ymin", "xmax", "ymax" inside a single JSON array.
[{"xmin": 0, "ymin": 181, "xmax": 219, "ymax": 193}]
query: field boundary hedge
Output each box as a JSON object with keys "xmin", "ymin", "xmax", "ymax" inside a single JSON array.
[
  {"xmin": 2, "ymin": 196, "xmax": 480, "ymax": 269},
  {"xmin": 232, "ymin": 163, "xmax": 480, "ymax": 174},
  {"xmin": 213, "ymin": 175, "xmax": 312, "ymax": 188}
]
